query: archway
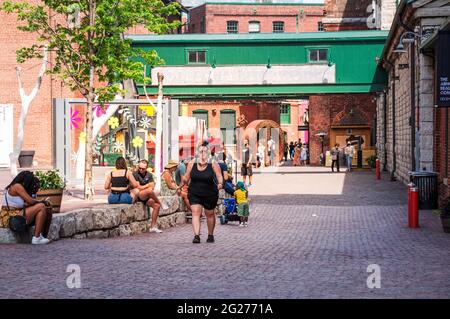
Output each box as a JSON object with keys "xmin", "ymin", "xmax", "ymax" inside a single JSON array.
[{"xmin": 241, "ymin": 119, "xmax": 286, "ymax": 166}]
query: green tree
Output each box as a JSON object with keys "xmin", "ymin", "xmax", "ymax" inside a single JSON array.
[{"xmin": 1, "ymin": 0, "xmax": 181, "ymax": 199}]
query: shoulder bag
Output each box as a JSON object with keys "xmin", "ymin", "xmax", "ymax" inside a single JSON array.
[{"xmin": 2, "ymin": 192, "xmax": 27, "ymax": 232}]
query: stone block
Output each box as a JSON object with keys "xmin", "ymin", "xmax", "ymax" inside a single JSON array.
[
  {"xmin": 72, "ymin": 233, "xmax": 87, "ymax": 239},
  {"xmin": 91, "ymin": 208, "xmax": 121, "ymax": 230},
  {"xmin": 420, "ymin": 122, "xmax": 434, "ymax": 135},
  {"xmin": 73, "ymin": 209, "xmax": 94, "ymax": 233},
  {"xmin": 59, "ymin": 213, "xmax": 76, "ymax": 238},
  {"xmin": 133, "ymin": 203, "xmax": 147, "ymax": 221},
  {"xmin": 420, "ymin": 149, "xmax": 433, "ymax": 162},
  {"xmin": 159, "ymin": 196, "xmax": 180, "ymax": 216},
  {"xmin": 109, "ymin": 228, "xmax": 120, "ymax": 238},
  {"xmin": 420, "ymin": 94, "xmax": 434, "ymax": 107},
  {"xmin": 129, "ymin": 221, "xmax": 148, "ymax": 235},
  {"xmin": 86, "ymin": 230, "xmax": 109, "ymax": 239},
  {"xmin": 118, "ymin": 224, "xmax": 132, "ymax": 236}
]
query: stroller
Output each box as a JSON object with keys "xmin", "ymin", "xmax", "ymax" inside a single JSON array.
[{"xmin": 219, "ymin": 198, "xmax": 240, "ymax": 225}]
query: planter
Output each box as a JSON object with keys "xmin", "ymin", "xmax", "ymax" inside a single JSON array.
[
  {"xmin": 36, "ymin": 189, "xmax": 63, "ymax": 213},
  {"xmin": 18, "ymin": 150, "xmax": 35, "ymax": 168},
  {"xmin": 441, "ymin": 215, "xmax": 450, "ymax": 233}
]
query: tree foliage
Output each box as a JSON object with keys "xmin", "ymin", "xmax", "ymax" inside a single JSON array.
[{"xmin": 1, "ymin": 0, "xmax": 181, "ymax": 102}]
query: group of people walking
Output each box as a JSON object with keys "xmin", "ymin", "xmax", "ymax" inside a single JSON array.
[
  {"xmin": 289, "ymin": 141, "xmax": 308, "ymax": 166},
  {"xmin": 330, "ymin": 142, "xmax": 356, "ymax": 172}
]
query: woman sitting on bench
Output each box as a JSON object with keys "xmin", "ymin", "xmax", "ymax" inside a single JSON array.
[{"xmin": 104, "ymin": 157, "xmax": 139, "ymax": 204}]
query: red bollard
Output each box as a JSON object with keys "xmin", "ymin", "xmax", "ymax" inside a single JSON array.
[
  {"xmin": 409, "ymin": 187, "xmax": 419, "ymax": 228},
  {"xmin": 376, "ymin": 159, "xmax": 381, "ymax": 180}
]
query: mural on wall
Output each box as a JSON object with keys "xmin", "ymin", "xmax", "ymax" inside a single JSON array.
[{"xmin": 70, "ymin": 102, "xmax": 157, "ymax": 180}]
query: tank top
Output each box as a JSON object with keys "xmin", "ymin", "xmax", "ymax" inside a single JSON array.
[
  {"xmin": 188, "ymin": 162, "xmax": 218, "ymax": 197},
  {"xmin": 111, "ymin": 170, "xmax": 129, "ymax": 188},
  {"xmin": 2, "ymin": 190, "xmax": 25, "ymax": 209}
]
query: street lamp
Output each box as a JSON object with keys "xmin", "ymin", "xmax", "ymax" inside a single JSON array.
[
  {"xmin": 315, "ymin": 131, "xmax": 327, "ymax": 166},
  {"xmin": 394, "ymin": 31, "xmax": 425, "ymax": 53}
]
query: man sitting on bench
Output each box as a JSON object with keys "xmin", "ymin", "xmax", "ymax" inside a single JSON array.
[{"xmin": 133, "ymin": 159, "xmax": 162, "ymax": 233}]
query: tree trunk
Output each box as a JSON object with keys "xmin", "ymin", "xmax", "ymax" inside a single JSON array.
[
  {"xmin": 10, "ymin": 47, "xmax": 48, "ymax": 177},
  {"xmin": 84, "ymin": 0, "xmax": 95, "ymax": 200}
]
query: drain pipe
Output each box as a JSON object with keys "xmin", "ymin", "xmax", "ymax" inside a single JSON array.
[
  {"xmin": 410, "ymin": 42, "xmax": 416, "ymax": 172},
  {"xmin": 391, "ymin": 66, "xmax": 397, "ymax": 181}
]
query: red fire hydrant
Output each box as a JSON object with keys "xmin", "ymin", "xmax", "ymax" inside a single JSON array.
[
  {"xmin": 375, "ymin": 159, "xmax": 381, "ymax": 180},
  {"xmin": 409, "ymin": 186, "xmax": 419, "ymax": 228}
]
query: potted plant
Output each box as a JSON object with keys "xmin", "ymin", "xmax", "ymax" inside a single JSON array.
[
  {"xmin": 34, "ymin": 170, "xmax": 65, "ymax": 213},
  {"xmin": 433, "ymin": 200, "xmax": 450, "ymax": 233},
  {"xmin": 366, "ymin": 155, "xmax": 377, "ymax": 169}
]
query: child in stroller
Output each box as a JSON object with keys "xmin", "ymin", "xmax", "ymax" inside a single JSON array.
[{"xmin": 220, "ymin": 197, "xmax": 240, "ymax": 224}]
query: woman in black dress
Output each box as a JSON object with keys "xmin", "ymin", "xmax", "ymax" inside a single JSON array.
[{"xmin": 177, "ymin": 142, "xmax": 223, "ymax": 243}]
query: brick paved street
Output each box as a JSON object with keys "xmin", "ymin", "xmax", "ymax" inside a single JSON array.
[{"xmin": 1, "ymin": 167, "xmax": 449, "ymax": 298}]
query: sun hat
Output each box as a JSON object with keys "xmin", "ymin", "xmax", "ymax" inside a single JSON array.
[
  {"xmin": 165, "ymin": 160, "xmax": 179, "ymax": 170},
  {"xmin": 236, "ymin": 181, "xmax": 246, "ymax": 191}
]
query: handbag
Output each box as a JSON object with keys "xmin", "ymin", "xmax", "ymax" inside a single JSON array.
[
  {"xmin": 2, "ymin": 192, "xmax": 27, "ymax": 232},
  {"xmin": 332, "ymin": 154, "xmax": 337, "ymax": 161}
]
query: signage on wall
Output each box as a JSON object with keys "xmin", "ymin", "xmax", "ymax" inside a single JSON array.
[{"xmin": 437, "ymin": 31, "xmax": 450, "ymax": 107}]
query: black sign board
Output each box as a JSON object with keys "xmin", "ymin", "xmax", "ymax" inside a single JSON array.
[{"xmin": 437, "ymin": 31, "xmax": 450, "ymax": 107}]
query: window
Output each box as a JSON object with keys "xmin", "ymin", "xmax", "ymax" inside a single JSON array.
[
  {"xmin": 249, "ymin": 21, "xmax": 260, "ymax": 33},
  {"xmin": 193, "ymin": 109, "xmax": 208, "ymax": 128},
  {"xmin": 308, "ymin": 49, "xmax": 328, "ymax": 63},
  {"xmin": 280, "ymin": 104, "xmax": 291, "ymax": 124},
  {"xmin": 227, "ymin": 21, "xmax": 238, "ymax": 33},
  {"xmin": 318, "ymin": 22, "xmax": 324, "ymax": 32},
  {"xmin": 273, "ymin": 21, "xmax": 284, "ymax": 33},
  {"xmin": 188, "ymin": 50, "xmax": 206, "ymax": 64},
  {"xmin": 220, "ymin": 110, "xmax": 236, "ymax": 145},
  {"xmin": 200, "ymin": 20, "xmax": 205, "ymax": 33}
]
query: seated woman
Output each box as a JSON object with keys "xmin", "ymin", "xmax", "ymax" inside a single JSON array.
[
  {"xmin": 160, "ymin": 160, "xmax": 180, "ymax": 196},
  {"xmin": 104, "ymin": 157, "xmax": 139, "ymax": 204},
  {"xmin": 1, "ymin": 171, "xmax": 53, "ymax": 245}
]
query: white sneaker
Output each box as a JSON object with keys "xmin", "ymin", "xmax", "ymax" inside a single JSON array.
[
  {"xmin": 32, "ymin": 236, "xmax": 50, "ymax": 245},
  {"xmin": 149, "ymin": 227, "xmax": 163, "ymax": 233},
  {"xmin": 238, "ymin": 223, "xmax": 245, "ymax": 227}
]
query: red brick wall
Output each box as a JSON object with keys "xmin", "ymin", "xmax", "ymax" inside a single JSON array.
[
  {"xmin": 0, "ymin": 1, "xmax": 75, "ymax": 167},
  {"xmin": 189, "ymin": 4, "xmax": 325, "ymax": 34},
  {"xmin": 309, "ymin": 93, "xmax": 376, "ymax": 165},
  {"xmin": 323, "ymin": 0, "xmax": 372, "ymax": 31},
  {"xmin": 434, "ymin": 107, "xmax": 450, "ymax": 206}
]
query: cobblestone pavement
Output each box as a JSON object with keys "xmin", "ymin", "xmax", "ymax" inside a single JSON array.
[{"xmin": 1, "ymin": 167, "xmax": 449, "ymax": 298}]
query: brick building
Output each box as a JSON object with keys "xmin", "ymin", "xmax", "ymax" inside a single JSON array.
[
  {"xmin": 187, "ymin": 0, "xmax": 326, "ymax": 34},
  {"xmin": 376, "ymin": 0, "xmax": 450, "ymax": 206},
  {"xmin": 323, "ymin": 0, "xmax": 397, "ymax": 31},
  {"xmin": 131, "ymin": 31, "xmax": 387, "ymax": 165}
]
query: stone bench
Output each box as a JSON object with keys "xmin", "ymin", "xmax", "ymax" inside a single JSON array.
[{"xmin": 0, "ymin": 196, "xmax": 186, "ymax": 244}]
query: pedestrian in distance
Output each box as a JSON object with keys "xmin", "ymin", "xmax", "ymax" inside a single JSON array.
[
  {"xmin": 234, "ymin": 181, "xmax": 250, "ymax": 227},
  {"xmin": 177, "ymin": 142, "xmax": 223, "ymax": 244},
  {"xmin": 344, "ymin": 141, "xmax": 355, "ymax": 172},
  {"xmin": 241, "ymin": 139, "xmax": 254, "ymax": 186},
  {"xmin": 330, "ymin": 143, "xmax": 341, "ymax": 172}
]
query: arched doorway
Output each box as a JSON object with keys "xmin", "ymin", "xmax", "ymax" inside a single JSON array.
[{"xmin": 241, "ymin": 119, "xmax": 286, "ymax": 166}]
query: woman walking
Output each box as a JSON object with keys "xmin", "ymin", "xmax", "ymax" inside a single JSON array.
[
  {"xmin": 177, "ymin": 142, "xmax": 223, "ymax": 244},
  {"xmin": 330, "ymin": 143, "xmax": 341, "ymax": 172}
]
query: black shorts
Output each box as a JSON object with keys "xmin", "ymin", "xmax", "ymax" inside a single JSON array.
[
  {"xmin": 241, "ymin": 164, "xmax": 253, "ymax": 176},
  {"xmin": 188, "ymin": 193, "xmax": 219, "ymax": 210}
]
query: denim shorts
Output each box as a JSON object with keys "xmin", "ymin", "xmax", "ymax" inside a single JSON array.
[{"xmin": 108, "ymin": 192, "xmax": 132, "ymax": 204}]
